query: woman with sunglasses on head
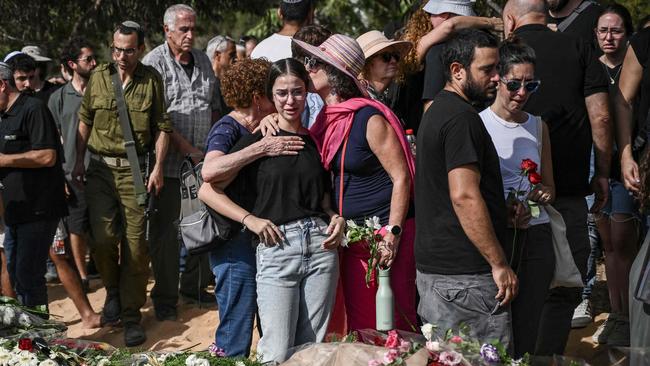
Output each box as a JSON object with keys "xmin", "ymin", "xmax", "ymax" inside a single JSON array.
[
  {"xmin": 479, "ymin": 39, "xmax": 554, "ymax": 358},
  {"xmin": 199, "ymin": 58, "xmax": 345, "ymax": 364},
  {"xmin": 584, "ymin": 4, "xmax": 637, "ymax": 347},
  {"xmin": 356, "ymin": 31, "xmax": 412, "ymax": 107},
  {"xmin": 293, "ymin": 34, "xmax": 416, "ymax": 333}
]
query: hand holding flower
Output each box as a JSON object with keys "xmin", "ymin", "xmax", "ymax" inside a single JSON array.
[{"xmin": 322, "ymin": 215, "xmax": 346, "ymax": 250}]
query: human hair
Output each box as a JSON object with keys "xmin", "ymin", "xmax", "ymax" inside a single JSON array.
[
  {"xmin": 266, "ymin": 58, "xmax": 311, "ymax": 101},
  {"xmin": 397, "ymin": 3, "xmax": 432, "ymax": 81},
  {"xmin": 279, "ymin": 0, "xmax": 312, "ymax": 25},
  {"xmin": 206, "ymin": 35, "xmax": 234, "ymax": 61},
  {"xmin": 599, "ymin": 3, "xmax": 634, "ymax": 36},
  {"xmin": 240, "ymin": 35, "xmax": 258, "ymax": 44},
  {"xmin": 60, "ymin": 37, "xmax": 93, "ymax": 74},
  {"xmin": 221, "ymin": 58, "xmax": 271, "ymax": 109},
  {"xmin": 323, "ymin": 64, "xmax": 363, "ymax": 100},
  {"xmin": 5, "ymin": 53, "xmax": 35, "ymax": 73},
  {"xmin": 497, "ymin": 37, "xmax": 536, "ymax": 77},
  {"xmin": 291, "ymin": 25, "xmax": 332, "ymax": 60},
  {"xmin": 164, "ymin": 4, "xmax": 195, "ymax": 31},
  {"xmin": 115, "ymin": 21, "xmax": 145, "ymax": 46},
  {"xmin": 441, "ymin": 29, "xmax": 499, "ymax": 82},
  {"xmin": 0, "ymin": 62, "xmax": 15, "ymax": 87},
  {"xmin": 638, "ymin": 15, "xmax": 650, "ymax": 33}
]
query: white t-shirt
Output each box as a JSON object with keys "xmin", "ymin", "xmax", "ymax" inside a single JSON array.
[
  {"xmin": 250, "ymin": 33, "xmax": 293, "ymax": 62},
  {"xmin": 480, "ymin": 107, "xmax": 549, "ymax": 225}
]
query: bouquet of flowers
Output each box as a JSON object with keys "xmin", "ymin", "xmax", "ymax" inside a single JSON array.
[{"xmin": 343, "ymin": 216, "xmax": 383, "ymax": 287}]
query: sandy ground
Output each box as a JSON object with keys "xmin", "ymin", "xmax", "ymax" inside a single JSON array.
[{"xmin": 47, "ymin": 265, "xmax": 614, "ymax": 364}]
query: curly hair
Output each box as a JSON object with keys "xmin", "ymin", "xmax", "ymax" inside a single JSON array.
[
  {"xmin": 397, "ymin": 2, "xmax": 432, "ymax": 82},
  {"xmin": 221, "ymin": 58, "xmax": 271, "ymax": 109},
  {"xmin": 324, "ymin": 64, "xmax": 363, "ymax": 100}
]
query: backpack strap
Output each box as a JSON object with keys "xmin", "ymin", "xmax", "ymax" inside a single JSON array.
[{"xmin": 557, "ymin": 0, "xmax": 595, "ymax": 32}]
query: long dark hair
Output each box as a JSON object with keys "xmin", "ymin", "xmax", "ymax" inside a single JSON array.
[{"xmin": 266, "ymin": 58, "xmax": 310, "ymax": 100}]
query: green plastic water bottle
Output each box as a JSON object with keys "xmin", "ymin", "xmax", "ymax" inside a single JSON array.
[{"xmin": 376, "ymin": 268, "xmax": 394, "ymax": 331}]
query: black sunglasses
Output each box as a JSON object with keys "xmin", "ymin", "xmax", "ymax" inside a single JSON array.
[
  {"xmin": 377, "ymin": 51, "xmax": 400, "ymax": 63},
  {"xmin": 304, "ymin": 56, "xmax": 323, "ymax": 71},
  {"xmin": 501, "ymin": 78, "xmax": 541, "ymax": 93}
]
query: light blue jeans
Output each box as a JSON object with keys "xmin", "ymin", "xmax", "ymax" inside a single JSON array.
[{"xmin": 255, "ymin": 217, "xmax": 339, "ymax": 364}]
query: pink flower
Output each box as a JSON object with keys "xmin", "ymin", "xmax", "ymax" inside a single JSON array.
[
  {"xmin": 426, "ymin": 341, "xmax": 440, "ymax": 352},
  {"xmin": 449, "ymin": 335, "xmax": 463, "ymax": 344},
  {"xmin": 439, "ymin": 351, "xmax": 462, "ymax": 366},
  {"xmin": 385, "ymin": 330, "xmax": 401, "ymax": 348},
  {"xmin": 398, "ymin": 339, "xmax": 411, "ymax": 353},
  {"xmin": 368, "ymin": 360, "xmax": 383, "ymax": 366},
  {"xmin": 383, "ymin": 349, "xmax": 400, "ymax": 364}
]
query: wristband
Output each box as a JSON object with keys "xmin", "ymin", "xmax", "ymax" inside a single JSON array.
[{"xmin": 241, "ymin": 213, "xmax": 252, "ymax": 226}]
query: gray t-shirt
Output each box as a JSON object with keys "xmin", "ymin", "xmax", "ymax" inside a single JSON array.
[{"xmin": 48, "ymin": 82, "xmax": 88, "ymax": 177}]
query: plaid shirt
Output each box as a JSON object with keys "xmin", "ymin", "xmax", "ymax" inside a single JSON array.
[{"xmin": 142, "ymin": 43, "xmax": 217, "ymax": 178}]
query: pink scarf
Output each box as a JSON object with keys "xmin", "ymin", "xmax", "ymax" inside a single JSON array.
[{"xmin": 309, "ymin": 97, "xmax": 415, "ymax": 189}]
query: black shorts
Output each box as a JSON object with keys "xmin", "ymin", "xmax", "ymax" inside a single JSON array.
[{"xmin": 64, "ymin": 179, "xmax": 89, "ymax": 235}]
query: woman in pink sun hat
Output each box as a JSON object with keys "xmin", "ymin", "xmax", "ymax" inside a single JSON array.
[{"xmin": 292, "ymin": 34, "xmax": 417, "ymax": 333}]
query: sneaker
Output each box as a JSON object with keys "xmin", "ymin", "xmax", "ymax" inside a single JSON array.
[
  {"xmin": 571, "ymin": 299, "xmax": 592, "ymax": 328},
  {"xmin": 593, "ymin": 313, "xmax": 618, "ymax": 344},
  {"xmin": 607, "ymin": 315, "xmax": 630, "ymax": 347},
  {"xmin": 124, "ymin": 322, "xmax": 146, "ymax": 347}
]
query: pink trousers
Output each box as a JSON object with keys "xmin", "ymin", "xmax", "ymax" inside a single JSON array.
[{"xmin": 339, "ymin": 218, "xmax": 417, "ymax": 332}]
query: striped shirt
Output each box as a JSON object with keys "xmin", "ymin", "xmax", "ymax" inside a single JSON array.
[{"xmin": 143, "ymin": 43, "xmax": 218, "ymax": 178}]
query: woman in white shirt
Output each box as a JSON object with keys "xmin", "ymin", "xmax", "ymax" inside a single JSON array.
[{"xmin": 479, "ymin": 38, "xmax": 554, "ymax": 358}]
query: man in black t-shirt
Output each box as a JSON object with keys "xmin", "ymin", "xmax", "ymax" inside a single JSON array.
[
  {"xmin": 415, "ymin": 29, "xmax": 522, "ymax": 349},
  {"xmin": 546, "ymin": 0, "xmax": 602, "ymax": 49},
  {"xmin": 0, "ymin": 62, "xmax": 67, "ymax": 312},
  {"xmin": 503, "ymin": 0, "xmax": 611, "ymax": 355}
]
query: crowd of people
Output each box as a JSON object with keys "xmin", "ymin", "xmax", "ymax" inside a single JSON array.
[{"xmin": 0, "ymin": 0, "xmax": 649, "ymax": 364}]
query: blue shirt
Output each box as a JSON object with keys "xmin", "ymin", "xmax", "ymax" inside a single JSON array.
[{"xmin": 205, "ymin": 115, "xmax": 250, "ymax": 154}]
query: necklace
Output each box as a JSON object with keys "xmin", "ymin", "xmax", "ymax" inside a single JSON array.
[{"xmin": 602, "ymin": 62, "xmax": 622, "ymax": 85}]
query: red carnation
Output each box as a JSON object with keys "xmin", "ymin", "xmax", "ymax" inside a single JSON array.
[
  {"xmin": 528, "ymin": 171, "xmax": 542, "ymax": 185},
  {"xmin": 385, "ymin": 330, "xmax": 401, "ymax": 348},
  {"xmin": 520, "ymin": 159, "xmax": 538, "ymax": 172},
  {"xmin": 18, "ymin": 338, "xmax": 33, "ymax": 351}
]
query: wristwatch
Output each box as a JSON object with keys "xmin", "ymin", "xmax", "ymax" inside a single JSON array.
[{"xmin": 385, "ymin": 225, "xmax": 402, "ymax": 236}]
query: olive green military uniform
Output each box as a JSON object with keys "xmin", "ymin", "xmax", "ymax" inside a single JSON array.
[{"xmin": 78, "ymin": 63, "xmax": 172, "ymax": 323}]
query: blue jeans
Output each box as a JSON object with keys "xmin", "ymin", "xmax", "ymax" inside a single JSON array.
[
  {"xmin": 209, "ymin": 230, "xmax": 257, "ymax": 357},
  {"xmin": 256, "ymin": 217, "xmax": 338, "ymax": 364},
  {"xmin": 4, "ymin": 219, "xmax": 58, "ymax": 306}
]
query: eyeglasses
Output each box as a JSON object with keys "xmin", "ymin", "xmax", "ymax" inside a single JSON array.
[
  {"xmin": 377, "ymin": 51, "xmax": 400, "ymax": 63},
  {"xmin": 77, "ymin": 55, "xmax": 96, "ymax": 63},
  {"xmin": 274, "ymin": 89, "xmax": 306, "ymax": 102},
  {"xmin": 304, "ymin": 56, "xmax": 323, "ymax": 71},
  {"xmin": 501, "ymin": 78, "xmax": 541, "ymax": 93},
  {"xmin": 111, "ymin": 47, "xmax": 137, "ymax": 56},
  {"xmin": 596, "ymin": 27, "xmax": 625, "ymax": 37}
]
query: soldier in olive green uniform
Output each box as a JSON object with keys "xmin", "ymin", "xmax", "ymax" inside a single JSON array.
[{"xmin": 72, "ymin": 21, "xmax": 171, "ymax": 347}]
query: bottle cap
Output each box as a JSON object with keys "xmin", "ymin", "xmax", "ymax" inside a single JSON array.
[{"xmin": 405, "ymin": 129, "xmax": 414, "ymax": 134}]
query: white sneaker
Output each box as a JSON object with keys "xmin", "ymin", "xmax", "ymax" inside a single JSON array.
[
  {"xmin": 571, "ymin": 299, "xmax": 592, "ymax": 328},
  {"xmin": 607, "ymin": 315, "xmax": 630, "ymax": 347},
  {"xmin": 593, "ymin": 313, "xmax": 618, "ymax": 344}
]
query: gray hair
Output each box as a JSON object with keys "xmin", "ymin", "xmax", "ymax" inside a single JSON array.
[
  {"xmin": 164, "ymin": 4, "xmax": 196, "ymax": 31},
  {"xmin": 0, "ymin": 62, "xmax": 12, "ymax": 81},
  {"xmin": 206, "ymin": 35, "xmax": 234, "ymax": 61}
]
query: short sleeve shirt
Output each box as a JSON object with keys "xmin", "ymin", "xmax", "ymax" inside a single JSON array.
[
  {"xmin": 78, "ymin": 63, "xmax": 172, "ymax": 157},
  {"xmin": 548, "ymin": 1, "xmax": 602, "ymax": 51},
  {"xmin": 515, "ymin": 24, "xmax": 608, "ymax": 197},
  {"xmin": 421, "ymin": 43, "xmax": 446, "ymax": 101},
  {"xmin": 205, "ymin": 115, "xmax": 250, "ymax": 154},
  {"xmin": 415, "ymin": 90, "xmax": 507, "ymax": 275},
  {"xmin": 0, "ymin": 94, "xmax": 67, "ymax": 225},
  {"xmin": 48, "ymin": 82, "xmax": 86, "ymax": 176},
  {"xmin": 142, "ymin": 44, "xmax": 217, "ymax": 177}
]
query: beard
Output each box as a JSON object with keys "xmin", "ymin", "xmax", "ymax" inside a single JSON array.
[
  {"xmin": 463, "ymin": 71, "xmax": 495, "ymax": 106},
  {"xmin": 546, "ymin": 0, "xmax": 570, "ymax": 12}
]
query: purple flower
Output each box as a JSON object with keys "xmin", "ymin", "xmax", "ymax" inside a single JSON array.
[
  {"xmin": 480, "ymin": 344, "xmax": 500, "ymax": 364},
  {"xmin": 208, "ymin": 343, "xmax": 226, "ymax": 357}
]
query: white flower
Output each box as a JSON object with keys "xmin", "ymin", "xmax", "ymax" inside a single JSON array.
[
  {"xmin": 0, "ymin": 353, "xmax": 11, "ymax": 365},
  {"xmin": 12, "ymin": 350, "xmax": 37, "ymax": 366},
  {"xmin": 425, "ymin": 341, "xmax": 440, "ymax": 352},
  {"xmin": 340, "ymin": 236, "xmax": 349, "ymax": 247},
  {"xmin": 421, "ymin": 323, "xmax": 434, "ymax": 341},
  {"xmin": 38, "ymin": 360, "xmax": 58, "ymax": 366},
  {"xmin": 96, "ymin": 359, "xmax": 110, "ymax": 366},
  {"xmin": 2, "ymin": 307, "xmax": 15, "ymax": 325},
  {"xmin": 235, "ymin": 361, "xmax": 246, "ymax": 366},
  {"xmin": 346, "ymin": 220, "xmax": 358, "ymax": 229},
  {"xmin": 364, "ymin": 217, "xmax": 381, "ymax": 230},
  {"xmin": 193, "ymin": 358, "xmax": 209, "ymax": 366},
  {"xmin": 17, "ymin": 314, "xmax": 31, "ymax": 327},
  {"xmin": 185, "ymin": 354, "xmax": 197, "ymax": 366}
]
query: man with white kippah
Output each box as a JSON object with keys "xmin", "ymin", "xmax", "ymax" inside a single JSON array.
[
  {"xmin": 421, "ymin": 0, "xmax": 476, "ymax": 112},
  {"xmin": 250, "ymin": 0, "xmax": 314, "ymax": 62}
]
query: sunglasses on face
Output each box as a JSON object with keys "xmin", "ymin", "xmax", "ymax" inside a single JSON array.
[
  {"xmin": 304, "ymin": 56, "xmax": 323, "ymax": 71},
  {"xmin": 77, "ymin": 55, "xmax": 96, "ymax": 63},
  {"xmin": 377, "ymin": 51, "xmax": 400, "ymax": 63},
  {"xmin": 501, "ymin": 78, "xmax": 541, "ymax": 93}
]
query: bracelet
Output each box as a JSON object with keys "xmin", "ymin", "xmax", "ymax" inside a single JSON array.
[{"xmin": 241, "ymin": 213, "xmax": 252, "ymax": 226}]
